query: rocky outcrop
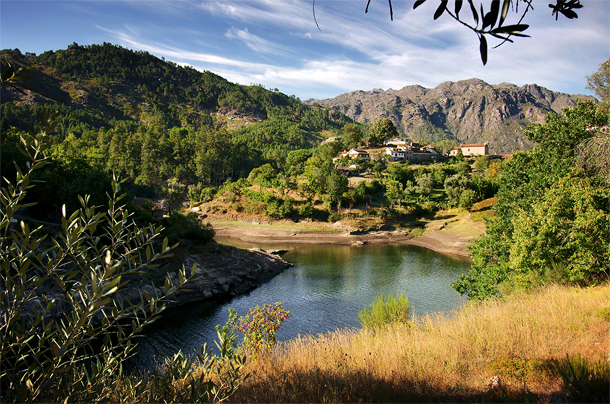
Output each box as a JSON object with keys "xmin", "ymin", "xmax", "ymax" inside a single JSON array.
[
  {"xmin": 115, "ymin": 242, "xmax": 292, "ymax": 310},
  {"xmin": 306, "ymin": 78, "xmax": 596, "ymax": 154}
]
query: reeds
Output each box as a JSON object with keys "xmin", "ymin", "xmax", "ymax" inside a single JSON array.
[{"xmin": 229, "ymin": 283, "xmax": 610, "ymax": 403}]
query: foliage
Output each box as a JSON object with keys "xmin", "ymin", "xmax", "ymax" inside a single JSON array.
[
  {"xmin": 161, "ymin": 177, "xmax": 186, "ymax": 214},
  {"xmin": 161, "ymin": 212, "xmax": 215, "ymax": 244},
  {"xmin": 385, "ymin": 179, "xmax": 404, "ymax": 207},
  {"xmin": 231, "ymin": 303, "xmax": 291, "ymax": 361},
  {"xmin": 342, "ymin": 123, "xmax": 364, "ymax": 149},
  {"xmin": 1, "ymin": 44, "xmax": 355, "ymax": 197},
  {"xmin": 458, "ymin": 188, "xmax": 477, "ymax": 209},
  {"xmin": 368, "ymin": 117, "xmax": 399, "ymax": 146},
  {"xmin": 0, "ymin": 119, "xmax": 193, "ymax": 402},
  {"xmin": 507, "ymin": 173, "xmax": 609, "ymax": 288},
  {"xmin": 544, "ymin": 354, "xmax": 609, "ymax": 403},
  {"xmin": 415, "ymin": 172, "xmax": 434, "ymax": 199},
  {"xmin": 326, "ymin": 171, "xmax": 349, "ymax": 209},
  {"xmin": 586, "ymin": 58, "xmax": 610, "ymax": 105},
  {"xmin": 366, "ymin": 0, "xmax": 584, "ymax": 65},
  {"xmin": 358, "ymin": 293, "xmax": 412, "ymax": 329},
  {"xmin": 487, "ymin": 355, "xmax": 545, "ymax": 384},
  {"xmin": 454, "ymin": 101, "xmax": 610, "ymax": 300}
]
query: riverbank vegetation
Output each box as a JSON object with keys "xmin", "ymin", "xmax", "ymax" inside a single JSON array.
[{"xmin": 227, "ymin": 283, "xmax": 609, "ymax": 403}]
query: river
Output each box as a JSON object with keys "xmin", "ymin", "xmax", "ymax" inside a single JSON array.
[{"xmin": 132, "ymin": 241, "xmax": 471, "ymax": 369}]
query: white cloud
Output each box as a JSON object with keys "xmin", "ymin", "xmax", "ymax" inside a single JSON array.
[
  {"xmin": 225, "ymin": 27, "xmax": 285, "ymax": 55},
  {"xmin": 98, "ymin": 0, "xmax": 608, "ymax": 99}
]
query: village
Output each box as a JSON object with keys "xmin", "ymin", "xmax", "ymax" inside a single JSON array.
[{"xmin": 331, "ymin": 137, "xmax": 495, "ymax": 175}]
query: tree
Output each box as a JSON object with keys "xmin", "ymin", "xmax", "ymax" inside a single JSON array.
[
  {"xmin": 508, "ymin": 173, "xmax": 610, "ymax": 289},
  {"xmin": 454, "ymin": 101, "xmax": 609, "ymax": 300},
  {"xmin": 362, "ymin": 0, "xmax": 584, "ymax": 65},
  {"xmin": 342, "ymin": 123, "xmax": 364, "ymax": 150},
  {"xmin": 474, "ymin": 155, "xmax": 489, "ymax": 172},
  {"xmin": 368, "ymin": 117, "xmax": 399, "ymax": 146},
  {"xmin": 162, "ymin": 177, "xmax": 187, "ymax": 214},
  {"xmin": 416, "ymin": 172, "xmax": 434, "ymax": 199},
  {"xmin": 327, "ymin": 170, "xmax": 349, "ymax": 209},
  {"xmin": 586, "ymin": 58, "xmax": 610, "ymax": 105},
  {"xmin": 385, "ymin": 179, "xmax": 404, "ymax": 207}
]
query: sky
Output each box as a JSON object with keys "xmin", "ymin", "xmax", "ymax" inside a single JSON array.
[{"xmin": 1, "ymin": 0, "xmax": 609, "ymax": 100}]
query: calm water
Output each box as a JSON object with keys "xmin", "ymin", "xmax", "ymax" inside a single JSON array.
[{"xmin": 133, "ymin": 241, "xmax": 471, "ymax": 369}]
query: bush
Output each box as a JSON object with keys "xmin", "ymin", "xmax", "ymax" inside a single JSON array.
[
  {"xmin": 162, "ymin": 212, "xmax": 215, "ymax": 243},
  {"xmin": 0, "ymin": 113, "xmax": 240, "ymax": 402},
  {"xmin": 358, "ymin": 293, "xmax": 412, "ymax": 329},
  {"xmin": 459, "ymin": 189, "xmax": 478, "ymax": 209},
  {"xmin": 545, "ymin": 354, "xmax": 609, "ymax": 403}
]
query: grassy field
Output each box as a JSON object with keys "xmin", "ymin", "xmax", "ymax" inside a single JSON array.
[{"xmin": 227, "ymin": 283, "xmax": 610, "ymax": 403}]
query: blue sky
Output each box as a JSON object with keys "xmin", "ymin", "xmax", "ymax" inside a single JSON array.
[{"xmin": 1, "ymin": 0, "xmax": 609, "ymax": 100}]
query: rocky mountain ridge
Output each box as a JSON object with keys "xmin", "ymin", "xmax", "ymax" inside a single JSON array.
[{"xmin": 306, "ymin": 78, "xmax": 596, "ymax": 154}]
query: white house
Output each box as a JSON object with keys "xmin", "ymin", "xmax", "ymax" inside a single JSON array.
[
  {"xmin": 450, "ymin": 143, "xmax": 489, "ymax": 157},
  {"xmin": 385, "ymin": 147, "xmax": 405, "ymax": 161}
]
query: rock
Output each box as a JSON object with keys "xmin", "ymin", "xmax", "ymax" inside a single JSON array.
[
  {"xmin": 486, "ymin": 376, "xmax": 502, "ymax": 390},
  {"xmin": 191, "ymin": 206, "xmax": 201, "ymax": 212},
  {"xmin": 267, "ymin": 249, "xmax": 288, "ymax": 255}
]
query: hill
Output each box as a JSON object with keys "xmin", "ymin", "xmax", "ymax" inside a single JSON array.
[
  {"xmin": 1, "ymin": 43, "xmax": 352, "ymax": 169},
  {"xmin": 306, "ymin": 79, "xmax": 597, "ymax": 154}
]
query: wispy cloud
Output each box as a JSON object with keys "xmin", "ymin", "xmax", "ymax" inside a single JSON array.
[
  {"xmin": 225, "ymin": 27, "xmax": 285, "ymax": 56},
  {"xmin": 98, "ymin": 0, "xmax": 608, "ymax": 99}
]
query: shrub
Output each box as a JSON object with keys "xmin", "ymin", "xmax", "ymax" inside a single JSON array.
[
  {"xmin": 0, "ymin": 111, "xmax": 240, "ymax": 402},
  {"xmin": 545, "ymin": 354, "xmax": 609, "ymax": 403},
  {"xmin": 358, "ymin": 293, "xmax": 412, "ymax": 329},
  {"xmin": 231, "ymin": 303, "xmax": 291, "ymax": 361},
  {"xmin": 162, "ymin": 212, "xmax": 215, "ymax": 243},
  {"xmin": 459, "ymin": 188, "xmax": 478, "ymax": 209}
]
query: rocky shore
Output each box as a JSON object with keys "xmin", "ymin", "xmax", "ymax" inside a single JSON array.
[{"xmin": 114, "ymin": 241, "xmax": 292, "ymax": 311}]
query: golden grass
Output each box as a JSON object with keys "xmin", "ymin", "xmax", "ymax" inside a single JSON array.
[{"xmin": 229, "ymin": 283, "xmax": 610, "ymax": 403}]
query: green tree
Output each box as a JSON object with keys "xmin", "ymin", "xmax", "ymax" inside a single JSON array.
[
  {"xmin": 385, "ymin": 179, "xmax": 404, "ymax": 207},
  {"xmin": 474, "ymin": 155, "xmax": 489, "ymax": 172},
  {"xmin": 416, "ymin": 172, "xmax": 434, "ymax": 199},
  {"xmin": 454, "ymin": 101, "xmax": 610, "ymax": 300},
  {"xmin": 444, "ymin": 174, "xmax": 470, "ymax": 207},
  {"xmin": 248, "ymin": 163, "xmax": 276, "ymax": 188},
  {"xmin": 368, "ymin": 117, "xmax": 399, "ymax": 146},
  {"xmin": 342, "ymin": 123, "xmax": 364, "ymax": 149},
  {"xmin": 162, "ymin": 177, "xmax": 187, "ymax": 214},
  {"xmin": 507, "ymin": 173, "xmax": 610, "ymax": 289},
  {"xmin": 327, "ymin": 170, "xmax": 349, "ymax": 209},
  {"xmin": 586, "ymin": 58, "xmax": 610, "ymax": 105}
]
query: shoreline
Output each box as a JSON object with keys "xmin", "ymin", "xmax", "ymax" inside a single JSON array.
[{"xmin": 209, "ymin": 218, "xmax": 484, "ymax": 260}]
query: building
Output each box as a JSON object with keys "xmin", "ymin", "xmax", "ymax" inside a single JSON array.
[
  {"xmin": 333, "ymin": 148, "xmax": 371, "ymax": 163},
  {"xmin": 449, "ymin": 143, "xmax": 489, "ymax": 157}
]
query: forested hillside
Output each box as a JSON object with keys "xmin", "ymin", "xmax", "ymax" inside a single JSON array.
[{"xmin": 0, "ymin": 43, "xmax": 354, "ymax": 219}]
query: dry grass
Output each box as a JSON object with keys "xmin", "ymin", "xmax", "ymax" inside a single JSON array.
[{"xmin": 229, "ymin": 283, "xmax": 610, "ymax": 403}]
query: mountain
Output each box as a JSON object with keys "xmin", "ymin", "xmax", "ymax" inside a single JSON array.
[{"xmin": 306, "ymin": 79, "xmax": 596, "ymax": 154}]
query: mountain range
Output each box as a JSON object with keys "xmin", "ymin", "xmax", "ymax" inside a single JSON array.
[
  {"xmin": 1, "ymin": 43, "xmax": 596, "ymax": 156},
  {"xmin": 306, "ymin": 79, "xmax": 596, "ymax": 154}
]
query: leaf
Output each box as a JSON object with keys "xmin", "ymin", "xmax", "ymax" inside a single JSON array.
[
  {"xmin": 468, "ymin": 0, "xmax": 479, "ymax": 26},
  {"xmin": 490, "ymin": 24, "xmax": 529, "ymax": 34},
  {"xmin": 434, "ymin": 0, "xmax": 448, "ymax": 19},
  {"xmin": 413, "ymin": 0, "xmax": 427, "ymax": 9},
  {"xmin": 482, "ymin": 0, "xmax": 500, "ymax": 30},
  {"xmin": 455, "ymin": 0, "xmax": 463, "ymax": 17},
  {"xmin": 499, "ymin": 0, "xmax": 511, "ymax": 27},
  {"xmin": 479, "ymin": 34, "xmax": 488, "ymax": 65}
]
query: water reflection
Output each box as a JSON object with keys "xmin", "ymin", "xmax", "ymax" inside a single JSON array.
[{"xmin": 132, "ymin": 242, "xmax": 470, "ymax": 369}]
